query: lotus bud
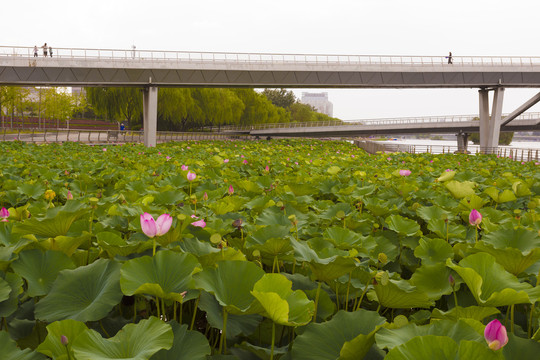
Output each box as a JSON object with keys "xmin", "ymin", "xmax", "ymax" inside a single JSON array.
[
  {"xmin": 181, "ymin": 165, "xmax": 188, "ymax": 171},
  {"xmin": 448, "ymin": 274, "xmax": 455, "ymax": 287},
  {"xmin": 228, "ymin": 185, "xmax": 234, "ymax": 195},
  {"xmin": 469, "ymin": 209, "xmax": 482, "ymax": 227},
  {"xmin": 232, "ymin": 218, "xmax": 243, "ymax": 229},
  {"xmin": 377, "ymin": 252, "xmax": 388, "ymax": 265},
  {"xmin": 61, "ymin": 335, "xmax": 69, "ymax": 346},
  {"xmin": 202, "ymin": 192, "xmax": 208, "ymax": 201},
  {"xmin": 66, "ymin": 190, "xmax": 73, "ymax": 200},
  {"xmin": 0, "ymin": 207, "xmax": 9, "ymax": 222},
  {"xmin": 484, "ymin": 319, "xmax": 508, "ymax": 350}
]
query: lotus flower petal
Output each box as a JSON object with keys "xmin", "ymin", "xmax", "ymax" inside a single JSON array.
[
  {"xmin": 484, "ymin": 319, "xmax": 508, "ymax": 350},
  {"xmin": 140, "ymin": 213, "xmax": 157, "ymax": 238},
  {"xmin": 155, "ymin": 214, "xmax": 172, "ymax": 236}
]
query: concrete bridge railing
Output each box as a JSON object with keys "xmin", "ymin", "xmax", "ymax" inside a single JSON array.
[{"xmin": 3, "ymin": 46, "xmax": 540, "ymax": 67}]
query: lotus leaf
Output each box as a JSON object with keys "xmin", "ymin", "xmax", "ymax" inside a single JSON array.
[
  {"xmin": 11, "ymin": 249, "xmax": 75, "ymax": 297},
  {"xmin": 291, "ymin": 309, "xmax": 386, "ymax": 360},
  {"xmin": 410, "ymin": 263, "xmax": 455, "ymax": 300},
  {"xmin": 193, "ymin": 260, "xmax": 265, "ymax": 314},
  {"xmin": 369, "ymin": 275, "xmax": 434, "ymax": 309},
  {"xmin": 0, "ymin": 272, "xmax": 23, "ymax": 318},
  {"xmin": 72, "ymin": 317, "xmax": 173, "ymax": 360},
  {"xmin": 0, "ymin": 277, "xmax": 11, "ymax": 302},
  {"xmin": 250, "ymin": 273, "xmax": 314, "ymax": 326},
  {"xmin": 385, "ymin": 214, "xmax": 421, "ymax": 237},
  {"xmin": 120, "ymin": 250, "xmax": 200, "ymax": 303},
  {"xmin": 0, "ymin": 331, "xmax": 46, "ymax": 360},
  {"xmin": 151, "ymin": 321, "xmax": 211, "ymax": 360},
  {"xmin": 413, "ymin": 238, "xmax": 454, "ymax": 266},
  {"xmin": 35, "ymin": 259, "xmax": 123, "ymax": 322},
  {"xmin": 36, "ymin": 319, "xmax": 89, "ymax": 360},
  {"xmin": 445, "ymin": 180, "xmax": 476, "ymax": 199},
  {"xmin": 446, "ymin": 252, "xmax": 540, "ymax": 306},
  {"xmin": 431, "ymin": 306, "xmax": 500, "ymax": 322}
]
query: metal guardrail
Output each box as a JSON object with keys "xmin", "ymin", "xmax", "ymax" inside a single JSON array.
[
  {"xmin": 3, "ymin": 46, "xmax": 540, "ymax": 67},
  {"xmin": 355, "ymin": 140, "xmax": 540, "ymax": 161},
  {"xmin": 216, "ymin": 112, "xmax": 540, "ymax": 131},
  {"xmin": 0, "ymin": 128, "xmax": 249, "ymax": 143}
]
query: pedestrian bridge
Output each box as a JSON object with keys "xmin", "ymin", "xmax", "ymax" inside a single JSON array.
[{"xmin": 2, "ymin": 46, "xmax": 540, "ymax": 151}]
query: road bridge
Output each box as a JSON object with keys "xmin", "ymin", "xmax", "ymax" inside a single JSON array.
[{"xmin": 2, "ymin": 46, "xmax": 540, "ymax": 150}]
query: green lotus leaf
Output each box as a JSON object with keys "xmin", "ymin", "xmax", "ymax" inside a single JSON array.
[
  {"xmin": 375, "ymin": 319, "xmax": 483, "ymax": 350},
  {"xmin": 287, "ymin": 183, "xmax": 318, "ymax": 196},
  {"xmin": 415, "ymin": 205, "xmax": 452, "ymax": 222},
  {"xmin": 309, "ymin": 256, "xmax": 357, "ymax": 283},
  {"xmin": 414, "ymin": 238, "xmax": 454, "ymax": 266},
  {"xmin": 72, "ymin": 317, "xmax": 173, "ymax": 360},
  {"xmin": 36, "ymin": 319, "xmax": 89, "ymax": 360},
  {"xmin": 245, "ymin": 225, "xmax": 290, "ymax": 247},
  {"xmin": 235, "ymin": 341, "xmax": 288, "ymax": 360},
  {"xmin": 250, "ymin": 273, "xmax": 314, "ymax": 326},
  {"xmin": 120, "ymin": 250, "xmax": 200, "ymax": 303},
  {"xmin": 446, "ymin": 252, "xmax": 540, "ymax": 306},
  {"xmin": 11, "ymin": 249, "xmax": 76, "ymax": 297},
  {"xmin": 385, "ymin": 335, "xmax": 458, "ymax": 360},
  {"xmin": 481, "ymin": 227, "xmax": 540, "ymax": 253},
  {"xmin": 193, "ymin": 260, "xmax": 265, "ymax": 314},
  {"xmin": 0, "ymin": 277, "xmax": 11, "ymax": 302},
  {"xmin": 431, "ymin": 306, "xmax": 500, "ymax": 322},
  {"xmin": 323, "ymin": 227, "xmax": 363, "ymax": 249},
  {"xmin": 35, "ymin": 259, "xmax": 123, "ymax": 322},
  {"xmin": 13, "ymin": 200, "xmax": 89, "ymax": 238},
  {"xmin": 0, "ymin": 272, "xmax": 23, "ymax": 318},
  {"xmin": 153, "ymin": 190, "xmax": 185, "ymax": 206},
  {"xmin": 512, "ymin": 180, "xmax": 532, "ymax": 196},
  {"xmin": 437, "ymin": 170, "xmax": 456, "ymax": 182},
  {"xmin": 0, "ymin": 331, "xmax": 46, "ymax": 360},
  {"xmin": 410, "ymin": 263, "xmax": 454, "ymax": 300},
  {"xmin": 369, "ymin": 275, "xmax": 434, "ymax": 309},
  {"xmin": 150, "ymin": 321, "xmax": 210, "ymax": 360},
  {"xmin": 485, "ymin": 188, "xmax": 517, "ymax": 203},
  {"xmin": 237, "ymin": 180, "xmax": 264, "ymax": 194},
  {"xmin": 326, "ymin": 166, "xmax": 341, "ymax": 175},
  {"xmin": 363, "ymin": 197, "xmax": 391, "ymax": 217},
  {"xmin": 445, "ymin": 180, "xmax": 476, "ymax": 199},
  {"xmin": 474, "ymin": 242, "xmax": 540, "ymax": 276},
  {"xmin": 502, "ymin": 332, "xmax": 540, "ymax": 359},
  {"xmin": 208, "ymin": 197, "xmax": 247, "ymax": 215},
  {"xmin": 256, "ymin": 207, "xmax": 293, "ymax": 227},
  {"xmin": 44, "ymin": 233, "xmax": 93, "ymax": 256},
  {"xmin": 198, "ymin": 291, "xmax": 262, "ymax": 339},
  {"xmin": 385, "ymin": 214, "xmax": 421, "ymax": 237},
  {"xmin": 291, "ymin": 309, "xmax": 386, "ymax": 360},
  {"xmin": 97, "ymin": 231, "xmax": 153, "ymax": 257},
  {"xmin": 18, "ymin": 183, "xmax": 46, "ymax": 200}
]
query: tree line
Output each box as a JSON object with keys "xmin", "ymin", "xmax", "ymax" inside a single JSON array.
[{"xmin": 0, "ymin": 86, "xmax": 340, "ymax": 131}]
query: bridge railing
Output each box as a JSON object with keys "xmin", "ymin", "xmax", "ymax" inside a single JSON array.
[
  {"xmin": 217, "ymin": 112, "xmax": 540, "ymax": 131},
  {"xmin": 0, "ymin": 128, "xmax": 249, "ymax": 143},
  {"xmin": 3, "ymin": 46, "xmax": 540, "ymax": 66}
]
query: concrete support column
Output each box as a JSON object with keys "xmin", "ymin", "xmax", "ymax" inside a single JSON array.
[
  {"xmin": 143, "ymin": 86, "xmax": 158, "ymax": 147},
  {"xmin": 479, "ymin": 87, "xmax": 504, "ymax": 154}
]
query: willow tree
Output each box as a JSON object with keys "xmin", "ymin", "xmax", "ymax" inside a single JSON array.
[
  {"xmin": 191, "ymin": 88, "xmax": 244, "ymax": 130},
  {"xmin": 86, "ymin": 87, "xmax": 142, "ymax": 126},
  {"xmin": 158, "ymin": 88, "xmax": 204, "ymax": 131}
]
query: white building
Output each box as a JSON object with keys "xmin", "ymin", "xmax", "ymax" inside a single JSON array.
[{"xmin": 300, "ymin": 92, "xmax": 333, "ymax": 117}]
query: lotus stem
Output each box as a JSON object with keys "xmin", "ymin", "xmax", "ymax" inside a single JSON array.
[
  {"xmin": 173, "ymin": 301, "xmax": 177, "ymax": 322},
  {"xmin": 356, "ymin": 282, "xmax": 370, "ymax": 311},
  {"xmin": 155, "ymin": 297, "xmax": 161, "ymax": 318},
  {"xmin": 219, "ymin": 309, "xmax": 228, "ymax": 354},
  {"xmin": 191, "ymin": 294, "xmax": 200, "ymax": 330},
  {"xmin": 152, "ymin": 238, "xmax": 156, "ymax": 256},
  {"xmin": 313, "ymin": 282, "xmax": 322, "ymax": 322},
  {"xmin": 475, "ymin": 227, "xmax": 478, "ymax": 243},
  {"xmin": 65, "ymin": 345, "xmax": 72, "ymax": 360},
  {"xmin": 271, "ymin": 322, "xmax": 276, "ymax": 360},
  {"xmin": 179, "ymin": 300, "xmax": 183, "ymax": 324},
  {"xmin": 99, "ymin": 320, "xmax": 110, "ymax": 337},
  {"xmin": 511, "ymin": 304, "xmax": 515, "ymax": 334},
  {"xmin": 335, "ymin": 283, "xmax": 340, "ymax": 311},
  {"xmin": 345, "ymin": 272, "xmax": 352, "ymax": 310},
  {"xmin": 453, "ymin": 290, "xmax": 459, "ymax": 308},
  {"xmin": 528, "ymin": 303, "xmax": 535, "ymax": 338}
]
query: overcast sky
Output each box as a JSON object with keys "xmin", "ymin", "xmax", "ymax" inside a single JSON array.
[{"xmin": 3, "ymin": 0, "xmax": 540, "ymax": 120}]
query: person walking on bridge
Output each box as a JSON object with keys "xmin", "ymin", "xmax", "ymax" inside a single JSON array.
[
  {"xmin": 33, "ymin": 46, "xmax": 38, "ymax": 57},
  {"xmin": 49, "ymin": 46, "xmax": 53, "ymax": 57},
  {"xmin": 447, "ymin": 51, "xmax": 453, "ymax": 64},
  {"xmin": 42, "ymin": 43, "xmax": 48, "ymax": 57}
]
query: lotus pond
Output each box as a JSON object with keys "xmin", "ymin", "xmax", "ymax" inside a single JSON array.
[{"xmin": 0, "ymin": 139, "xmax": 539, "ymax": 360}]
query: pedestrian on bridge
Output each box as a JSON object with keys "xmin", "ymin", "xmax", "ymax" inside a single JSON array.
[
  {"xmin": 42, "ymin": 43, "xmax": 48, "ymax": 57},
  {"xmin": 49, "ymin": 46, "xmax": 53, "ymax": 57},
  {"xmin": 33, "ymin": 46, "xmax": 38, "ymax": 57},
  {"xmin": 447, "ymin": 51, "xmax": 453, "ymax": 64}
]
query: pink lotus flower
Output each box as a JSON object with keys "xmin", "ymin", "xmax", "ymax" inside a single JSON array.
[
  {"xmin": 265, "ymin": 165, "xmax": 269, "ymax": 172},
  {"xmin": 140, "ymin": 213, "xmax": 172, "ymax": 238},
  {"xmin": 203, "ymin": 192, "xmax": 208, "ymax": 201},
  {"xmin": 243, "ymin": 159, "xmax": 248, "ymax": 164},
  {"xmin": 187, "ymin": 171, "xmax": 196, "ymax": 181},
  {"xmin": 66, "ymin": 191, "xmax": 73, "ymax": 200},
  {"xmin": 190, "ymin": 215, "xmax": 206, "ymax": 228},
  {"xmin": 181, "ymin": 165, "xmax": 188, "ymax": 171},
  {"xmin": 469, "ymin": 209, "xmax": 482, "ymax": 226},
  {"xmin": 484, "ymin": 319, "xmax": 508, "ymax": 350},
  {"xmin": 224, "ymin": 159, "xmax": 229, "ymax": 163},
  {"xmin": 0, "ymin": 207, "xmax": 9, "ymax": 222},
  {"xmin": 102, "ymin": 148, "xmax": 107, "ymax": 152},
  {"xmin": 228, "ymin": 185, "xmax": 234, "ymax": 195},
  {"xmin": 399, "ymin": 169, "xmax": 411, "ymax": 176}
]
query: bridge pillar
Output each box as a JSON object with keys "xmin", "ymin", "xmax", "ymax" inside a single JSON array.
[
  {"xmin": 456, "ymin": 130, "xmax": 469, "ymax": 153},
  {"xmin": 479, "ymin": 87, "xmax": 504, "ymax": 154},
  {"xmin": 143, "ymin": 86, "xmax": 158, "ymax": 147}
]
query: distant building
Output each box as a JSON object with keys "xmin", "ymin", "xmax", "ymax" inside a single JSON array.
[
  {"xmin": 300, "ymin": 92, "xmax": 333, "ymax": 117},
  {"xmin": 71, "ymin": 87, "xmax": 86, "ymax": 97}
]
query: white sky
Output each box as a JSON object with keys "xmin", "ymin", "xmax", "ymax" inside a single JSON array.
[{"xmin": 3, "ymin": 0, "xmax": 540, "ymax": 120}]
